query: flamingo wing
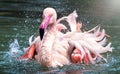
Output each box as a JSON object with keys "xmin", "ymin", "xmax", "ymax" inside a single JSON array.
[{"xmin": 64, "ymin": 26, "xmax": 113, "ymax": 64}]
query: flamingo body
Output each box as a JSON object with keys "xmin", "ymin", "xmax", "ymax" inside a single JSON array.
[{"xmin": 18, "ymin": 7, "xmax": 113, "ymax": 68}]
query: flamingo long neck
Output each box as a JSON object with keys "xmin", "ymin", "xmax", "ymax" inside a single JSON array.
[{"xmin": 39, "ymin": 23, "xmax": 57, "ymax": 66}]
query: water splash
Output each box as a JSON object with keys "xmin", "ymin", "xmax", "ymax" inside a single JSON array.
[
  {"xmin": 8, "ymin": 39, "xmax": 22, "ymax": 58},
  {"xmin": 1, "ymin": 39, "xmax": 23, "ymax": 64},
  {"xmin": 0, "ymin": 39, "xmax": 41, "ymax": 74}
]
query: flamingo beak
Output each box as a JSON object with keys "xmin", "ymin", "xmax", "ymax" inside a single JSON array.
[{"xmin": 39, "ymin": 16, "xmax": 51, "ymax": 40}]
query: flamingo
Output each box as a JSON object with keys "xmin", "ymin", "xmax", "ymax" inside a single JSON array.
[{"xmin": 18, "ymin": 7, "xmax": 113, "ymax": 67}]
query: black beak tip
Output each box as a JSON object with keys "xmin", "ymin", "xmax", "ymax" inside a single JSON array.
[{"xmin": 39, "ymin": 28, "xmax": 44, "ymax": 40}]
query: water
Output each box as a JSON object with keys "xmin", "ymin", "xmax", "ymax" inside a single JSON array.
[{"xmin": 0, "ymin": 0, "xmax": 120, "ymax": 74}]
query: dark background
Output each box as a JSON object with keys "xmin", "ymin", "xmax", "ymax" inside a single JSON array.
[{"xmin": 0, "ymin": 0, "xmax": 120, "ymax": 74}]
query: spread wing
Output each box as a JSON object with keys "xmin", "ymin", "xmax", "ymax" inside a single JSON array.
[{"xmin": 63, "ymin": 26, "xmax": 113, "ymax": 64}]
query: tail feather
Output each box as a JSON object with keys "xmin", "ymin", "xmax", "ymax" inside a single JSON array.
[
  {"xmin": 87, "ymin": 25, "xmax": 100, "ymax": 33},
  {"xmin": 104, "ymin": 42, "xmax": 113, "ymax": 52},
  {"xmin": 66, "ymin": 10, "xmax": 78, "ymax": 32},
  {"xmin": 94, "ymin": 26, "xmax": 100, "ymax": 36},
  {"xmin": 96, "ymin": 29, "xmax": 105, "ymax": 41},
  {"xmin": 84, "ymin": 47, "xmax": 95, "ymax": 64},
  {"xmin": 98, "ymin": 37, "xmax": 107, "ymax": 46}
]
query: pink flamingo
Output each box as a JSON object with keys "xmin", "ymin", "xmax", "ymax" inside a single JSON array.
[{"xmin": 18, "ymin": 7, "xmax": 113, "ymax": 67}]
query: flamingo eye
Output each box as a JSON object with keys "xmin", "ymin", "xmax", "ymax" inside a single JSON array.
[{"xmin": 49, "ymin": 14, "xmax": 53, "ymax": 17}]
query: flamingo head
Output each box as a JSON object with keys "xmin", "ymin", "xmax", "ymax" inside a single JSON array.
[
  {"xmin": 40, "ymin": 7, "xmax": 57, "ymax": 29},
  {"xmin": 39, "ymin": 7, "xmax": 57, "ymax": 39}
]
